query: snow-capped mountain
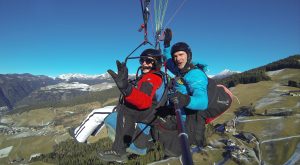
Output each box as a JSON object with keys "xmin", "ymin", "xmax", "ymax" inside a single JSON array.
[
  {"xmin": 57, "ymin": 73, "xmax": 102, "ymax": 81},
  {"xmin": 56, "ymin": 73, "xmax": 136, "ymax": 85},
  {"xmin": 57, "ymin": 73, "xmax": 133, "ymax": 81},
  {"xmin": 56, "ymin": 73, "xmax": 114, "ymax": 85},
  {"xmin": 212, "ymin": 69, "xmax": 241, "ymax": 79},
  {"xmin": 40, "ymin": 82, "xmax": 115, "ymax": 92},
  {"xmin": 46, "ymin": 72, "xmax": 136, "ymax": 93},
  {"xmin": 57, "ymin": 73, "xmax": 114, "ymax": 81}
]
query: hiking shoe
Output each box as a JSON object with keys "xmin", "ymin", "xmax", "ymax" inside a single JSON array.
[{"xmin": 98, "ymin": 150, "xmax": 128, "ymax": 163}]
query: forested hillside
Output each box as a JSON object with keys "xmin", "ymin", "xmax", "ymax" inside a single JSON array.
[{"xmin": 218, "ymin": 55, "xmax": 300, "ymax": 87}]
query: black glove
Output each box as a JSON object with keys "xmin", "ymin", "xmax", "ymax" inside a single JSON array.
[
  {"xmin": 107, "ymin": 60, "xmax": 132, "ymax": 95},
  {"xmin": 169, "ymin": 91, "xmax": 190, "ymax": 109},
  {"xmin": 164, "ymin": 28, "xmax": 172, "ymax": 48}
]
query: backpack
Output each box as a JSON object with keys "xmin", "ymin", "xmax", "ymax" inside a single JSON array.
[{"xmin": 204, "ymin": 77, "xmax": 233, "ymax": 123}]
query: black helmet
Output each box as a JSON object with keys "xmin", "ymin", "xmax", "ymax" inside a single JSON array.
[
  {"xmin": 140, "ymin": 48, "xmax": 162, "ymax": 70},
  {"xmin": 171, "ymin": 42, "xmax": 192, "ymax": 64}
]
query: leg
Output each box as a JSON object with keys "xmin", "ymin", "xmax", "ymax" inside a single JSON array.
[
  {"xmin": 112, "ymin": 108, "xmax": 135, "ymax": 154},
  {"xmin": 98, "ymin": 107, "xmax": 137, "ymax": 163}
]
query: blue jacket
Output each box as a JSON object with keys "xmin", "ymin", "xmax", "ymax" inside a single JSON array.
[{"xmin": 163, "ymin": 47, "xmax": 208, "ymax": 111}]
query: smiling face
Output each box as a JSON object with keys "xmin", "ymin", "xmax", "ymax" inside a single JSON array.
[
  {"xmin": 139, "ymin": 57, "xmax": 155, "ymax": 73},
  {"xmin": 172, "ymin": 51, "xmax": 188, "ymax": 70}
]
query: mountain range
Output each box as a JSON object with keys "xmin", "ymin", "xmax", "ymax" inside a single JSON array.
[
  {"xmin": 0, "ymin": 73, "xmax": 117, "ymax": 112},
  {"xmin": 1, "ymin": 55, "xmax": 299, "ymax": 113},
  {"xmin": 0, "ymin": 70, "xmax": 238, "ymax": 112}
]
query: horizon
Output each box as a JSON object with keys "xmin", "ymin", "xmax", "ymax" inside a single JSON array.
[
  {"xmin": 0, "ymin": 54, "xmax": 297, "ymax": 78},
  {"xmin": 1, "ymin": 0, "xmax": 299, "ymax": 77}
]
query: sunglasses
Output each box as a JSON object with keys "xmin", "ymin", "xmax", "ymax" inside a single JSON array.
[{"xmin": 139, "ymin": 57, "xmax": 155, "ymax": 65}]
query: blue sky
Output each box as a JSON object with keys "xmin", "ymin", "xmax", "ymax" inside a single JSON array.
[{"xmin": 0, "ymin": 0, "xmax": 299, "ymax": 77}]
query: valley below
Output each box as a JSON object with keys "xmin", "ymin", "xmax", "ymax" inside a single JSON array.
[{"xmin": 0, "ymin": 69, "xmax": 299, "ymax": 165}]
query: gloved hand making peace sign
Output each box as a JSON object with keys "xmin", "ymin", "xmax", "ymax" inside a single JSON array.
[{"xmin": 107, "ymin": 60, "xmax": 132, "ymax": 96}]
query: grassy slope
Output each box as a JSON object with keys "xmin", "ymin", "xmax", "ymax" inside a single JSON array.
[
  {"xmin": 187, "ymin": 69, "xmax": 300, "ymax": 165},
  {"xmin": 0, "ymin": 101, "xmax": 108, "ymax": 164},
  {"xmin": 218, "ymin": 69, "xmax": 300, "ymax": 165},
  {"xmin": 216, "ymin": 69, "xmax": 299, "ymax": 122}
]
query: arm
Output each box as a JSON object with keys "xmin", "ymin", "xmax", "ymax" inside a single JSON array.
[
  {"xmin": 162, "ymin": 28, "xmax": 179, "ymax": 75},
  {"xmin": 184, "ymin": 69, "xmax": 208, "ymax": 110},
  {"xmin": 125, "ymin": 73, "xmax": 162, "ymax": 110},
  {"xmin": 163, "ymin": 47, "xmax": 178, "ymax": 75}
]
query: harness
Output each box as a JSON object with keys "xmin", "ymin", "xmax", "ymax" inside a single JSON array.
[{"xmin": 152, "ymin": 71, "xmax": 170, "ymax": 109}]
